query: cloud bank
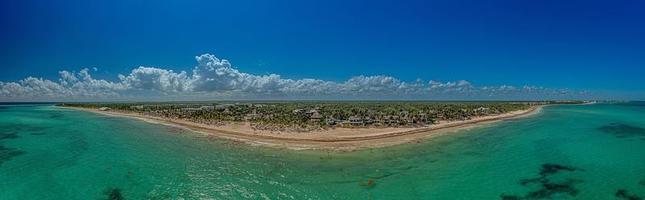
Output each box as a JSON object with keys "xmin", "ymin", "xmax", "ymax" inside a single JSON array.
[{"xmin": 0, "ymin": 53, "xmax": 594, "ymax": 101}]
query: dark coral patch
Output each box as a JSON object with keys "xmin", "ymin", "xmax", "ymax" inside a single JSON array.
[
  {"xmin": 525, "ymin": 179, "xmax": 582, "ymax": 199},
  {"xmin": 519, "ymin": 164, "xmax": 579, "ymax": 186},
  {"xmin": 0, "ymin": 132, "xmax": 19, "ymax": 140},
  {"xmin": 598, "ymin": 123, "xmax": 645, "ymax": 138},
  {"xmin": 501, "ymin": 163, "xmax": 582, "ymax": 200},
  {"xmin": 0, "ymin": 145, "xmax": 25, "ymax": 166},
  {"xmin": 539, "ymin": 163, "xmax": 578, "ymax": 176},
  {"xmin": 104, "ymin": 187, "xmax": 125, "ymax": 200},
  {"xmin": 615, "ymin": 189, "xmax": 643, "ymax": 200},
  {"xmin": 500, "ymin": 194, "xmax": 522, "ymax": 200},
  {"xmin": 519, "ymin": 177, "xmax": 545, "ymax": 186}
]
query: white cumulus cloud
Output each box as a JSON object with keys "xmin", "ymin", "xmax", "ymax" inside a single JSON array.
[
  {"xmin": 119, "ymin": 67, "xmax": 190, "ymax": 93},
  {"xmin": 0, "ymin": 53, "xmax": 594, "ymax": 101}
]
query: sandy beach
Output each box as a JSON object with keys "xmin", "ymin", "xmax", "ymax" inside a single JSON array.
[{"xmin": 62, "ymin": 105, "xmax": 543, "ymax": 151}]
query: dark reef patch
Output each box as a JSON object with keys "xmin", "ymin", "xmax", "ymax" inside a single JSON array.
[
  {"xmin": 104, "ymin": 187, "xmax": 125, "ymax": 200},
  {"xmin": 524, "ymin": 179, "xmax": 582, "ymax": 199},
  {"xmin": 0, "ymin": 132, "xmax": 20, "ymax": 140},
  {"xmin": 615, "ymin": 189, "xmax": 643, "ymax": 200},
  {"xmin": 500, "ymin": 163, "xmax": 582, "ymax": 199},
  {"xmin": 500, "ymin": 195, "xmax": 522, "ymax": 200},
  {"xmin": 597, "ymin": 123, "xmax": 645, "ymax": 138},
  {"xmin": 539, "ymin": 163, "xmax": 578, "ymax": 176},
  {"xmin": 519, "ymin": 177, "xmax": 545, "ymax": 186},
  {"xmin": 0, "ymin": 145, "xmax": 25, "ymax": 166}
]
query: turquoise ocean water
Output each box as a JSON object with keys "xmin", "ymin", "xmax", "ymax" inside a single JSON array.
[{"xmin": 1, "ymin": 103, "xmax": 644, "ymax": 199}]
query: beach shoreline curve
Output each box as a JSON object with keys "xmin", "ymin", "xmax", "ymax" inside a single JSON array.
[{"xmin": 60, "ymin": 105, "xmax": 544, "ymax": 151}]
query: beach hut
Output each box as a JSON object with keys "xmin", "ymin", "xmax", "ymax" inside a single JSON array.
[{"xmin": 309, "ymin": 111, "xmax": 323, "ymax": 122}]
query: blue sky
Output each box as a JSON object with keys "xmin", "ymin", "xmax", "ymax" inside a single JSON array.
[{"xmin": 1, "ymin": 0, "xmax": 644, "ymax": 101}]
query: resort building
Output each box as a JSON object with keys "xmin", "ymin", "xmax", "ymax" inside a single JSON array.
[
  {"xmin": 130, "ymin": 105, "xmax": 144, "ymax": 110},
  {"xmin": 348, "ymin": 116, "xmax": 364, "ymax": 126},
  {"xmin": 200, "ymin": 106, "xmax": 215, "ymax": 111},
  {"xmin": 309, "ymin": 111, "xmax": 323, "ymax": 122}
]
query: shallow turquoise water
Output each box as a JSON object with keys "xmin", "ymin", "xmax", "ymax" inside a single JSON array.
[{"xmin": 1, "ymin": 103, "xmax": 645, "ymax": 199}]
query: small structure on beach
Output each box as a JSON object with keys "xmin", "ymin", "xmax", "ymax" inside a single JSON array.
[
  {"xmin": 326, "ymin": 117, "xmax": 339, "ymax": 125},
  {"xmin": 474, "ymin": 107, "xmax": 490, "ymax": 113},
  {"xmin": 348, "ymin": 116, "xmax": 364, "ymax": 126},
  {"xmin": 200, "ymin": 106, "xmax": 215, "ymax": 111},
  {"xmin": 245, "ymin": 109, "xmax": 259, "ymax": 120},
  {"xmin": 215, "ymin": 104, "xmax": 234, "ymax": 110},
  {"xmin": 98, "ymin": 107, "xmax": 110, "ymax": 111},
  {"xmin": 309, "ymin": 111, "xmax": 323, "ymax": 122},
  {"xmin": 180, "ymin": 107, "xmax": 201, "ymax": 112}
]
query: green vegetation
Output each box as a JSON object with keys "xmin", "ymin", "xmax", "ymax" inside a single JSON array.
[{"xmin": 60, "ymin": 101, "xmax": 562, "ymax": 131}]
